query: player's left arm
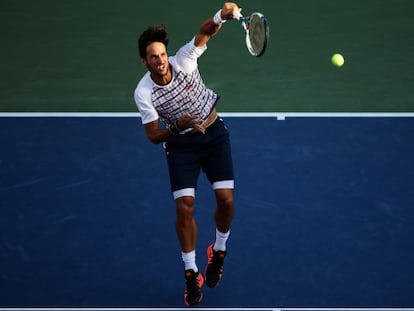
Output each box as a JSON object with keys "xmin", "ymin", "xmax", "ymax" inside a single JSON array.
[{"xmin": 194, "ymin": 2, "xmax": 241, "ymax": 47}]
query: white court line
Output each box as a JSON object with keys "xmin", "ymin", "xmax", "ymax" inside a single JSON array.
[
  {"xmin": 0, "ymin": 112, "xmax": 140, "ymax": 117},
  {"xmin": 0, "ymin": 308, "xmax": 412, "ymax": 311},
  {"xmin": 1, "ymin": 112, "xmax": 414, "ymax": 119}
]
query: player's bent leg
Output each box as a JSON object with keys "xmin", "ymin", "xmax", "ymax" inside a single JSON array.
[
  {"xmin": 205, "ymin": 182, "xmax": 234, "ymax": 288},
  {"xmin": 213, "ymin": 187, "xmax": 234, "ymax": 233}
]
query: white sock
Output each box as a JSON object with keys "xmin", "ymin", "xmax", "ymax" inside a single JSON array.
[
  {"xmin": 181, "ymin": 250, "xmax": 198, "ymax": 272},
  {"xmin": 213, "ymin": 228, "xmax": 230, "ymax": 251}
]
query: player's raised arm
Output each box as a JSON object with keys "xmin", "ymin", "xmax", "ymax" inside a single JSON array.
[{"xmin": 194, "ymin": 2, "xmax": 241, "ymax": 47}]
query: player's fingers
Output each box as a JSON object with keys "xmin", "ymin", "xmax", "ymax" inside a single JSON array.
[
  {"xmin": 193, "ymin": 124, "xmax": 206, "ymax": 134},
  {"xmin": 188, "ymin": 116, "xmax": 201, "ymax": 125},
  {"xmin": 179, "ymin": 114, "xmax": 200, "ymax": 128},
  {"xmin": 231, "ymin": 7, "xmax": 242, "ymax": 20},
  {"xmin": 222, "ymin": 2, "xmax": 240, "ymax": 19}
]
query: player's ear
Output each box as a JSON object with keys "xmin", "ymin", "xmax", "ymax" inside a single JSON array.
[{"xmin": 141, "ymin": 58, "xmax": 147, "ymax": 66}]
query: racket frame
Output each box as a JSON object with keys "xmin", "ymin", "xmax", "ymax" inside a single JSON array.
[{"xmin": 234, "ymin": 11, "xmax": 269, "ymax": 57}]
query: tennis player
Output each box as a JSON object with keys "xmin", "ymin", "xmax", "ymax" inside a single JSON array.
[{"xmin": 134, "ymin": 2, "xmax": 241, "ymax": 306}]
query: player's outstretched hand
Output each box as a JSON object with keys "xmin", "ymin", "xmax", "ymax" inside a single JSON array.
[{"xmin": 221, "ymin": 2, "xmax": 241, "ymax": 20}]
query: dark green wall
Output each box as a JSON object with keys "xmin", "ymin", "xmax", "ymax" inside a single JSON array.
[{"xmin": 1, "ymin": 0, "xmax": 413, "ymax": 112}]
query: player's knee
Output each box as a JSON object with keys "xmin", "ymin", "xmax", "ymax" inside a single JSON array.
[
  {"xmin": 176, "ymin": 196, "xmax": 195, "ymax": 219},
  {"xmin": 216, "ymin": 193, "xmax": 234, "ymax": 210}
]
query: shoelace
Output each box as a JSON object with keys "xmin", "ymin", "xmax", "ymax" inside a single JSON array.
[
  {"xmin": 186, "ymin": 272, "xmax": 200, "ymax": 294},
  {"xmin": 208, "ymin": 251, "xmax": 225, "ymax": 271}
]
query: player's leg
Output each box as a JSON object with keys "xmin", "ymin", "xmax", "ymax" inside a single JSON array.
[
  {"xmin": 174, "ymin": 192, "xmax": 198, "ymax": 264},
  {"xmin": 214, "ymin": 187, "xmax": 234, "ymax": 237},
  {"xmin": 205, "ymin": 185, "xmax": 234, "ymax": 288},
  {"xmin": 200, "ymin": 119, "xmax": 235, "ymax": 288},
  {"xmin": 174, "ymin": 191, "xmax": 205, "ymax": 306},
  {"xmin": 165, "ymin": 141, "xmax": 204, "ymax": 306}
]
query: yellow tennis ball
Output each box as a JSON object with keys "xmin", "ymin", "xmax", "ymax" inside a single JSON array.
[{"xmin": 331, "ymin": 53, "xmax": 345, "ymax": 67}]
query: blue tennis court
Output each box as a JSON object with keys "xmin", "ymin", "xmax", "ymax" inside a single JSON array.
[{"xmin": 1, "ymin": 115, "xmax": 413, "ymax": 308}]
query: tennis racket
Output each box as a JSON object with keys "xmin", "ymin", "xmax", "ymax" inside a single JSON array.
[{"xmin": 233, "ymin": 11, "xmax": 269, "ymax": 57}]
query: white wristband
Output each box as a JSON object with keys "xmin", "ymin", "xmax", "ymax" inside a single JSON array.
[{"xmin": 213, "ymin": 9, "xmax": 226, "ymax": 25}]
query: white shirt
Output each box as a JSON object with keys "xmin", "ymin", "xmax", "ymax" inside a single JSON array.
[{"xmin": 134, "ymin": 37, "xmax": 218, "ymax": 125}]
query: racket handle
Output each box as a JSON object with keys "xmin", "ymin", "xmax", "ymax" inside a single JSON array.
[{"xmin": 233, "ymin": 10, "xmax": 243, "ymax": 21}]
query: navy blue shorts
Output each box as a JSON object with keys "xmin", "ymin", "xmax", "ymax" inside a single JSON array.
[{"xmin": 164, "ymin": 118, "xmax": 234, "ymax": 197}]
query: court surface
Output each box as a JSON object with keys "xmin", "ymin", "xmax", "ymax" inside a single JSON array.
[
  {"xmin": 1, "ymin": 0, "xmax": 414, "ymax": 309},
  {"xmin": 1, "ymin": 114, "xmax": 413, "ymax": 309}
]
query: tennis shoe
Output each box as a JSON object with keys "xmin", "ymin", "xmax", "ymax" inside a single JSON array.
[
  {"xmin": 184, "ymin": 269, "xmax": 204, "ymax": 306},
  {"xmin": 204, "ymin": 243, "xmax": 227, "ymax": 288}
]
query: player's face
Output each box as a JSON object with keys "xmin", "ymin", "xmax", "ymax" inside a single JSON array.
[{"xmin": 142, "ymin": 42, "xmax": 170, "ymax": 80}]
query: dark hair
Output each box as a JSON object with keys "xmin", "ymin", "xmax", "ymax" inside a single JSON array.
[{"xmin": 138, "ymin": 25, "xmax": 169, "ymax": 58}]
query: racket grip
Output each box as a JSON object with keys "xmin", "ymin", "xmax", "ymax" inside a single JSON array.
[{"xmin": 233, "ymin": 10, "xmax": 243, "ymax": 21}]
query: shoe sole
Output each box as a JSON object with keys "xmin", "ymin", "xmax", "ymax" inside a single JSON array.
[{"xmin": 184, "ymin": 292, "xmax": 203, "ymax": 306}]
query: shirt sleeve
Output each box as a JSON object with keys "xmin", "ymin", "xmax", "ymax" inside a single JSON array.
[
  {"xmin": 134, "ymin": 73, "xmax": 159, "ymax": 125},
  {"xmin": 173, "ymin": 37, "xmax": 207, "ymax": 74}
]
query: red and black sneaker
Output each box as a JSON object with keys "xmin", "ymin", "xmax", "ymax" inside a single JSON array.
[
  {"xmin": 204, "ymin": 243, "xmax": 227, "ymax": 288},
  {"xmin": 184, "ymin": 269, "xmax": 204, "ymax": 306}
]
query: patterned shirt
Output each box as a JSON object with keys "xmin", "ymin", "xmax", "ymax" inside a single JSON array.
[{"xmin": 134, "ymin": 37, "xmax": 218, "ymax": 126}]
